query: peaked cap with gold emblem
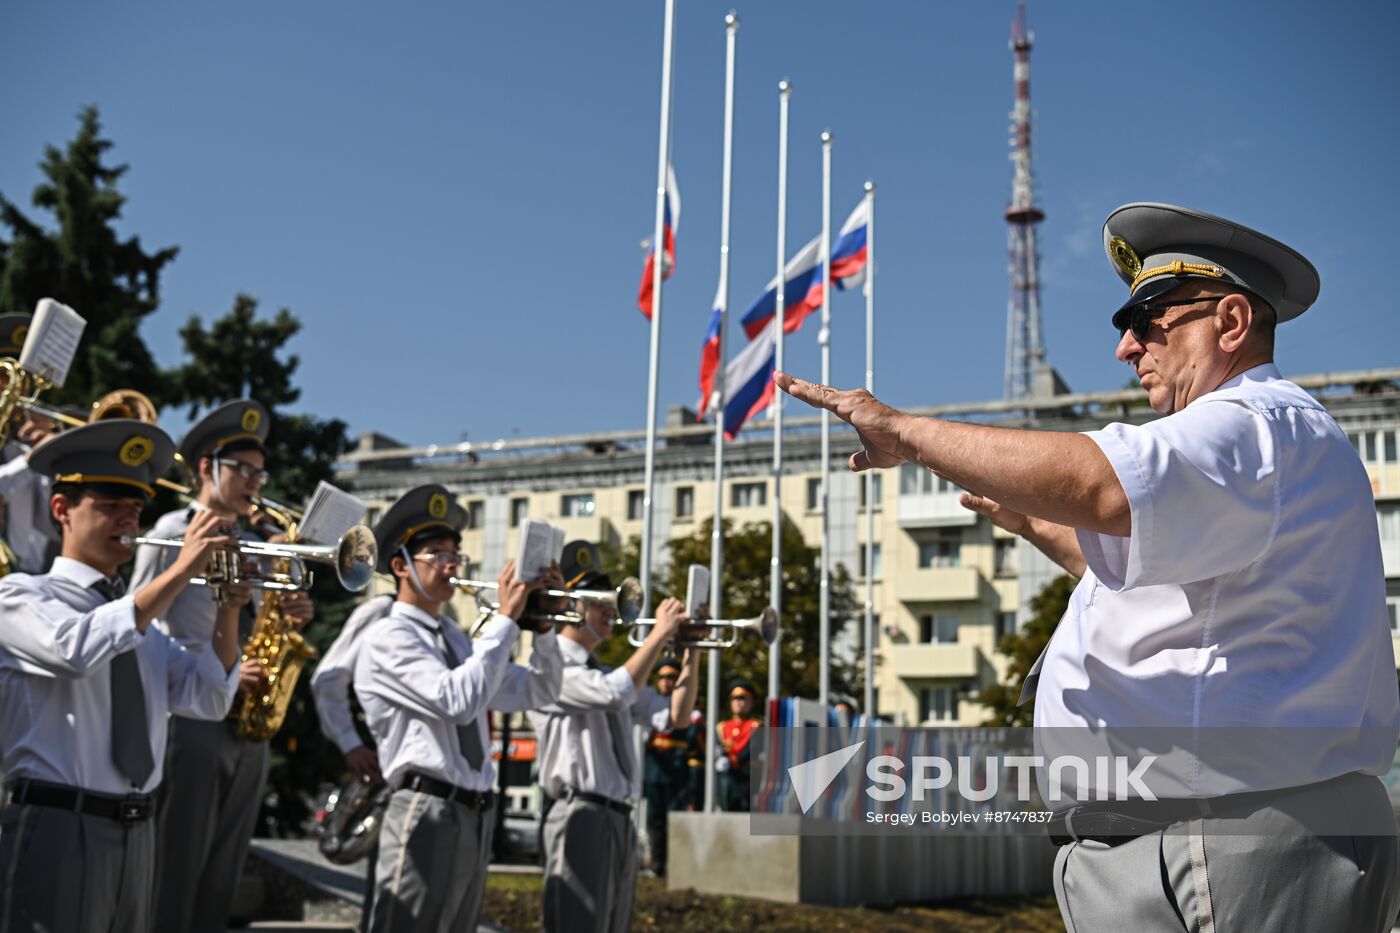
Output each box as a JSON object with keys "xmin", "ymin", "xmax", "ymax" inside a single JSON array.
[
  {"xmin": 28, "ymin": 419, "xmax": 176, "ymax": 499},
  {"xmin": 1103, "ymin": 203, "xmax": 1320, "ymax": 328},
  {"xmin": 373, "ymin": 483, "xmax": 467, "ymax": 573},
  {"xmin": 178, "ymin": 399, "xmax": 271, "ymax": 466},
  {"xmin": 0, "ymin": 313, "xmax": 31, "ymax": 357},
  {"xmin": 561, "ymin": 539, "xmax": 610, "ymax": 590}
]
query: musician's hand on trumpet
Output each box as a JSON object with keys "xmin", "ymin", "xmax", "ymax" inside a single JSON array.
[
  {"xmin": 170, "ymin": 508, "xmax": 238, "ymax": 579},
  {"xmin": 495, "ymin": 559, "xmax": 549, "ymax": 627}
]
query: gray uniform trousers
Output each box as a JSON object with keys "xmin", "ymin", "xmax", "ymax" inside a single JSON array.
[
  {"xmin": 151, "ymin": 716, "xmax": 270, "ymax": 933},
  {"xmin": 367, "ymin": 788, "xmax": 494, "ymax": 933},
  {"xmin": 0, "ymin": 801, "xmax": 155, "ymax": 933},
  {"xmin": 542, "ymin": 797, "xmax": 638, "ymax": 933},
  {"xmin": 1053, "ymin": 772, "xmax": 1400, "ymax": 933}
]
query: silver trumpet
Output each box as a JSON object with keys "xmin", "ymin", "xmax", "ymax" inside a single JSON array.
[
  {"xmin": 627, "ymin": 606, "xmax": 780, "ymax": 649},
  {"xmin": 452, "ymin": 575, "xmax": 644, "ymax": 627},
  {"xmin": 123, "ymin": 524, "xmax": 378, "ymax": 600}
]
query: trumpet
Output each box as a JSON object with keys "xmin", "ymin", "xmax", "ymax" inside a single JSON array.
[
  {"xmin": 122, "ymin": 523, "xmax": 377, "ymax": 600},
  {"xmin": 453, "ymin": 575, "xmax": 644, "ymax": 627},
  {"xmin": 627, "ymin": 606, "xmax": 780, "ymax": 650}
]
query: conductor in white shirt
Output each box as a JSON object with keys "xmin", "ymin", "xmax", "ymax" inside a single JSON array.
[
  {"xmin": 353, "ymin": 484, "xmax": 564, "ymax": 932},
  {"xmin": 776, "ymin": 203, "xmax": 1400, "ymax": 932}
]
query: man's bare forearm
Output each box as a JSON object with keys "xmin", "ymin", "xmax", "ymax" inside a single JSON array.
[{"xmin": 1021, "ymin": 517, "xmax": 1087, "ymax": 578}]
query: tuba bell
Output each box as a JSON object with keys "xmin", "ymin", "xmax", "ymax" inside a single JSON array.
[{"xmin": 316, "ymin": 777, "xmax": 391, "ymax": 865}]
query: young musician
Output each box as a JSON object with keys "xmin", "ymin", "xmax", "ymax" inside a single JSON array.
[
  {"xmin": 529, "ymin": 541, "xmax": 700, "ymax": 933},
  {"xmin": 0, "ymin": 311, "xmax": 62, "ymax": 574},
  {"xmin": 0, "ymin": 420, "xmax": 242, "ymax": 932},
  {"xmin": 353, "ymin": 484, "xmax": 564, "ymax": 932},
  {"xmin": 130, "ymin": 399, "xmax": 315, "ymax": 932}
]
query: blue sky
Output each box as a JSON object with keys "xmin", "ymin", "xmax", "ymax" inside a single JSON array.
[{"xmin": 3, "ymin": 1, "xmax": 1397, "ymax": 447}]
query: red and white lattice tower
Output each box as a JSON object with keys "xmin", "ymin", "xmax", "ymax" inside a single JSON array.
[{"xmin": 1003, "ymin": 1, "xmax": 1047, "ymax": 400}]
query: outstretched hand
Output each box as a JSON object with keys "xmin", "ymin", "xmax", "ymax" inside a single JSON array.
[{"xmin": 773, "ymin": 372, "xmax": 909, "ymax": 471}]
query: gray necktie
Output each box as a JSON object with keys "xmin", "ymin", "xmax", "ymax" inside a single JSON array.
[
  {"xmin": 94, "ymin": 577, "xmax": 155, "ymax": 788},
  {"xmin": 587, "ymin": 655, "xmax": 635, "ymax": 782},
  {"xmin": 438, "ymin": 630, "xmax": 486, "ymax": 770}
]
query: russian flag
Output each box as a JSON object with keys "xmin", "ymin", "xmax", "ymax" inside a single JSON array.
[
  {"xmin": 830, "ymin": 198, "xmax": 870, "ymax": 291},
  {"xmin": 721, "ymin": 319, "xmax": 777, "ymax": 440},
  {"xmin": 696, "ymin": 283, "xmax": 723, "ymax": 418},
  {"xmin": 638, "ymin": 164, "xmax": 681, "ymax": 320}
]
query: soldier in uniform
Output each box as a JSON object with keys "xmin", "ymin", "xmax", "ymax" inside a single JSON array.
[
  {"xmin": 353, "ymin": 485, "xmax": 564, "ymax": 932},
  {"xmin": 529, "ymin": 541, "xmax": 700, "ymax": 933},
  {"xmin": 133, "ymin": 399, "xmax": 316, "ymax": 933},
  {"xmin": 716, "ymin": 679, "xmax": 761, "ymax": 812},
  {"xmin": 0, "ymin": 311, "xmax": 61, "ymax": 575},
  {"xmin": 0, "ymin": 420, "xmax": 243, "ymax": 932},
  {"xmin": 641, "ymin": 657, "xmax": 702, "ymax": 876}
]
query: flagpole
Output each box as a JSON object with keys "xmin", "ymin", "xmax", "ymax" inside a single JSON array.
[
  {"xmin": 640, "ymin": 0, "xmax": 676, "ymax": 616},
  {"xmin": 705, "ymin": 9, "xmax": 739, "ymax": 816},
  {"xmin": 768, "ymin": 79, "xmax": 790, "ymax": 705},
  {"xmin": 862, "ymin": 179, "xmax": 876, "ymax": 720},
  {"xmin": 818, "ymin": 130, "xmax": 833, "ymax": 718}
]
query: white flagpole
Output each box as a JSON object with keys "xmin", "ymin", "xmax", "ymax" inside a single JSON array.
[
  {"xmin": 768, "ymin": 79, "xmax": 790, "ymax": 704},
  {"xmin": 640, "ymin": 0, "xmax": 676, "ymax": 615},
  {"xmin": 862, "ymin": 179, "xmax": 876, "ymax": 719},
  {"xmin": 818, "ymin": 130, "xmax": 833, "ymax": 717},
  {"xmin": 705, "ymin": 9, "xmax": 739, "ymax": 815}
]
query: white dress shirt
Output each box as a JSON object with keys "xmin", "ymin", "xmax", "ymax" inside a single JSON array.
[
  {"xmin": 0, "ymin": 557, "xmax": 240, "ymax": 795},
  {"xmin": 354, "ymin": 601, "xmax": 563, "ymax": 791},
  {"xmin": 310, "ymin": 593, "xmax": 395, "ymax": 754},
  {"xmin": 528, "ymin": 637, "xmax": 672, "ymax": 804},
  {"xmin": 1036, "ymin": 364, "xmax": 1400, "ymax": 798},
  {"xmin": 0, "ymin": 441, "xmax": 58, "ymax": 573}
]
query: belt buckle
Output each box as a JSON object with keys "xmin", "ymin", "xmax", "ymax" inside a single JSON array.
[{"xmin": 119, "ymin": 798, "xmax": 150, "ymax": 825}]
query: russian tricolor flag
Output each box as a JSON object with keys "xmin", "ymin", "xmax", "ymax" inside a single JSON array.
[
  {"xmin": 697, "ymin": 283, "xmax": 723, "ymax": 418},
  {"xmin": 721, "ymin": 319, "xmax": 777, "ymax": 440},
  {"xmin": 830, "ymin": 198, "xmax": 870, "ymax": 291},
  {"xmin": 638, "ymin": 164, "xmax": 681, "ymax": 320}
]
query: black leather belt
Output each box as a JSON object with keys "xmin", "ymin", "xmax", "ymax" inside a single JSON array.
[
  {"xmin": 7, "ymin": 779, "xmax": 154, "ymax": 826},
  {"xmin": 565, "ymin": 788, "xmax": 633, "ymax": 815},
  {"xmin": 1048, "ymin": 786, "xmax": 1290, "ymax": 847},
  {"xmin": 398, "ymin": 770, "xmax": 494, "ymax": 810}
]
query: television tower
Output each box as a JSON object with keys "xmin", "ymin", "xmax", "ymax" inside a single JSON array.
[{"xmin": 1003, "ymin": 1, "xmax": 1046, "ymax": 400}]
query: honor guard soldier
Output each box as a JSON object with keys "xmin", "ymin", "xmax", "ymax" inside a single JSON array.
[
  {"xmin": 528, "ymin": 540, "xmax": 701, "ymax": 933},
  {"xmin": 777, "ymin": 204, "xmax": 1400, "ymax": 931},
  {"xmin": 131, "ymin": 399, "xmax": 316, "ymax": 933},
  {"xmin": 0, "ymin": 420, "xmax": 243, "ymax": 933},
  {"xmin": 716, "ymin": 679, "xmax": 761, "ymax": 812},
  {"xmin": 353, "ymin": 485, "xmax": 564, "ymax": 932},
  {"xmin": 641, "ymin": 657, "xmax": 703, "ymax": 877},
  {"xmin": 0, "ymin": 311, "xmax": 62, "ymax": 574}
]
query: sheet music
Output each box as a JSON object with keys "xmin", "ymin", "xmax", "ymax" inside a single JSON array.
[
  {"xmin": 516, "ymin": 518, "xmax": 563, "ymax": 581},
  {"xmin": 297, "ymin": 481, "xmax": 368, "ymax": 545},
  {"xmin": 19, "ymin": 299, "xmax": 85, "ymax": 387},
  {"xmin": 686, "ymin": 564, "xmax": 710, "ymax": 619}
]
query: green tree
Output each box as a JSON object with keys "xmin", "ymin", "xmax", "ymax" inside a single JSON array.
[
  {"xmin": 0, "ymin": 106, "xmax": 177, "ymax": 406},
  {"xmin": 600, "ymin": 516, "xmax": 862, "ymax": 703},
  {"xmin": 977, "ymin": 573, "xmax": 1077, "ymax": 727}
]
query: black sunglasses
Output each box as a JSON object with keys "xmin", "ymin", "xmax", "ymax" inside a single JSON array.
[{"xmin": 1117, "ymin": 296, "xmax": 1225, "ymax": 341}]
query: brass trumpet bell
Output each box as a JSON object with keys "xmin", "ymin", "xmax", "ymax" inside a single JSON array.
[
  {"xmin": 453, "ymin": 575, "xmax": 644, "ymax": 627},
  {"xmin": 627, "ymin": 606, "xmax": 780, "ymax": 649}
]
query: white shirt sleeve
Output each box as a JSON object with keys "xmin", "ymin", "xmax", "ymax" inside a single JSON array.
[
  {"xmin": 361, "ymin": 616, "xmax": 519, "ymax": 726},
  {"xmin": 1077, "ymin": 399, "xmax": 1279, "ymax": 590},
  {"xmin": 310, "ymin": 595, "xmax": 393, "ymax": 754},
  {"xmin": 489, "ymin": 629, "xmax": 565, "ymax": 713},
  {"xmin": 0, "ymin": 580, "xmax": 142, "ymax": 677},
  {"xmin": 634, "ymin": 684, "xmax": 672, "ymax": 728},
  {"xmin": 163, "ymin": 633, "xmax": 240, "ymax": 719},
  {"xmin": 548, "ymin": 663, "xmax": 638, "ymax": 714}
]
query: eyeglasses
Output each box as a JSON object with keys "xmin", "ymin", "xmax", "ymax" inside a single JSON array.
[
  {"xmin": 1117, "ymin": 296, "xmax": 1225, "ymax": 341},
  {"xmin": 412, "ymin": 551, "xmax": 467, "ymax": 569},
  {"xmin": 219, "ymin": 458, "xmax": 269, "ymax": 485}
]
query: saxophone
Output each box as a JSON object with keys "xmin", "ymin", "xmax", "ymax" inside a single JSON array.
[{"xmin": 232, "ymin": 501, "xmax": 318, "ymax": 742}]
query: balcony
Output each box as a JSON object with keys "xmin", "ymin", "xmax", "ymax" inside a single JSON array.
[
  {"xmin": 895, "ymin": 566, "xmax": 982, "ymax": 603},
  {"xmin": 1383, "ymin": 540, "xmax": 1400, "ymax": 578},
  {"xmin": 888, "ymin": 643, "xmax": 981, "ymax": 679},
  {"xmin": 897, "ymin": 493, "xmax": 977, "ymax": 529}
]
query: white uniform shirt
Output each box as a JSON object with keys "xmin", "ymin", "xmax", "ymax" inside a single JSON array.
[
  {"xmin": 0, "ymin": 557, "xmax": 239, "ymax": 795},
  {"xmin": 354, "ymin": 601, "xmax": 563, "ymax": 791},
  {"xmin": 0, "ymin": 441, "xmax": 58, "ymax": 573},
  {"xmin": 310, "ymin": 593, "xmax": 394, "ymax": 754},
  {"xmin": 528, "ymin": 638, "xmax": 672, "ymax": 804},
  {"xmin": 1036, "ymin": 364, "xmax": 1400, "ymax": 797}
]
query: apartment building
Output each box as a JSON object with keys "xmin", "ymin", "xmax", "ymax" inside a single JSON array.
[{"xmin": 335, "ymin": 368, "xmax": 1400, "ymax": 727}]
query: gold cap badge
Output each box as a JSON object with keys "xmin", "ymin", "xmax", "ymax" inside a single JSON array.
[
  {"xmin": 1109, "ymin": 236, "xmax": 1142, "ymax": 282},
  {"xmin": 119, "ymin": 435, "xmax": 154, "ymax": 467},
  {"xmin": 428, "ymin": 493, "xmax": 448, "ymax": 519},
  {"xmin": 241, "ymin": 407, "xmax": 262, "ymax": 432}
]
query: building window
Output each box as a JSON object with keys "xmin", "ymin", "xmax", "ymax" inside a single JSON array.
[
  {"xmin": 561, "ymin": 493, "xmax": 595, "ymax": 518},
  {"xmin": 731, "ymin": 482, "xmax": 767, "ymax": 509},
  {"xmin": 1386, "ymin": 430, "xmax": 1398, "ymax": 463},
  {"xmin": 1388, "ymin": 597, "xmax": 1399, "ymax": 635},
  {"xmin": 806, "ymin": 477, "xmax": 822, "ymax": 512},
  {"xmin": 918, "ymin": 537, "xmax": 961, "ymax": 569},
  {"xmin": 627, "ymin": 490, "xmax": 644, "ymax": 522},
  {"xmin": 899, "ymin": 464, "xmax": 960, "ymax": 496},
  {"xmin": 994, "ymin": 538, "xmax": 1018, "ymax": 576},
  {"xmin": 1379, "ymin": 505, "xmax": 1400, "ymax": 547},
  {"xmin": 674, "ymin": 486, "xmax": 694, "ymax": 520},
  {"xmin": 918, "ymin": 686, "xmax": 959, "ymax": 724},
  {"xmin": 466, "ymin": 500, "xmax": 485, "ymax": 530},
  {"xmin": 510, "ymin": 497, "xmax": 529, "ymax": 527},
  {"xmin": 860, "ymin": 543, "xmax": 882, "ymax": 579},
  {"xmin": 859, "ymin": 473, "xmax": 883, "ymax": 508},
  {"xmin": 996, "ymin": 611, "xmax": 1016, "ymax": 643},
  {"xmin": 919, "ymin": 614, "xmax": 959, "ymax": 644}
]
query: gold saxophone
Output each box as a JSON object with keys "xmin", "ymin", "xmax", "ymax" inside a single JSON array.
[{"xmin": 232, "ymin": 498, "xmax": 318, "ymax": 742}]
